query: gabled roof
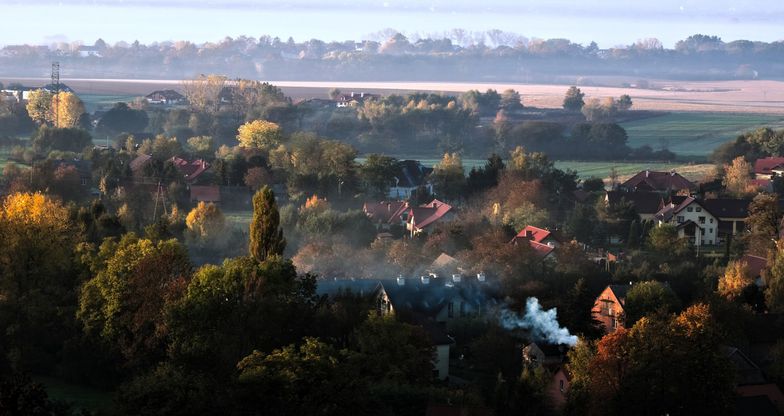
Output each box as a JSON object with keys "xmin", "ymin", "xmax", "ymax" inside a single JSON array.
[
  {"xmin": 529, "ymin": 240, "xmax": 556, "ymax": 258},
  {"xmin": 170, "ymin": 157, "xmax": 210, "ymax": 182},
  {"xmin": 701, "ymin": 198, "xmax": 751, "ymax": 219},
  {"xmin": 606, "ymin": 191, "xmax": 663, "ymax": 215},
  {"xmin": 190, "ymin": 185, "xmax": 221, "ymax": 203},
  {"xmin": 409, "ymin": 199, "xmax": 452, "ymax": 230},
  {"xmin": 129, "ymin": 154, "xmax": 152, "ymax": 173},
  {"xmin": 430, "ymin": 253, "xmax": 460, "ymax": 272},
  {"xmin": 363, "ymin": 200, "xmax": 408, "ymax": 224},
  {"xmin": 754, "ymin": 157, "xmax": 784, "ymax": 175},
  {"xmin": 146, "ymin": 89, "xmax": 184, "ymax": 100},
  {"xmin": 607, "ymin": 284, "xmax": 631, "ymax": 306},
  {"xmin": 514, "ymin": 225, "xmax": 552, "ymax": 243},
  {"xmin": 621, "ymin": 170, "xmax": 696, "ymax": 192},
  {"xmin": 394, "ymin": 160, "xmax": 433, "ymax": 188},
  {"xmin": 655, "ymin": 196, "xmax": 705, "ymax": 222}
]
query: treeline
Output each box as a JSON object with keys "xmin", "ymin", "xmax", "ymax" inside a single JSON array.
[{"xmin": 1, "ymin": 33, "xmax": 783, "ymax": 81}]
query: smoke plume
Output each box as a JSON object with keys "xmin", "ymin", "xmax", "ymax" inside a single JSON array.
[{"xmin": 499, "ymin": 297, "xmax": 578, "ymax": 346}]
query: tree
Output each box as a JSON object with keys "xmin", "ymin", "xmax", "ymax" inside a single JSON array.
[
  {"xmin": 431, "ymin": 152, "xmax": 466, "ymax": 201},
  {"xmin": 244, "ymin": 166, "xmax": 272, "ymax": 191},
  {"xmin": 764, "ymin": 241, "xmax": 784, "ymax": 312},
  {"xmin": 237, "ymin": 120, "xmax": 284, "ymax": 150},
  {"xmin": 723, "ymin": 156, "xmax": 754, "ymax": 197},
  {"xmin": 182, "ymin": 74, "xmax": 227, "ymax": 114},
  {"xmin": 328, "ymin": 88, "xmax": 341, "ymax": 100},
  {"xmin": 96, "ymin": 102, "xmax": 149, "ymax": 137},
  {"xmin": 187, "ymin": 135, "xmax": 214, "ymax": 158},
  {"xmin": 359, "ymin": 154, "xmax": 399, "ymax": 198},
  {"xmin": 616, "ymin": 94, "xmax": 633, "ymax": 111},
  {"xmin": 25, "ymin": 89, "xmax": 53, "ymax": 125},
  {"xmin": 249, "ymin": 186, "xmax": 286, "ymax": 262},
  {"xmin": 647, "ymin": 224, "xmax": 688, "ymax": 255},
  {"xmin": 51, "ymin": 92, "xmax": 85, "ymax": 128},
  {"xmin": 500, "ymin": 89, "xmax": 523, "ymax": 112},
  {"xmin": 31, "ymin": 126, "xmax": 92, "ymax": 153},
  {"xmin": 746, "ymin": 193, "xmax": 781, "ymax": 256},
  {"xmin": 581, "ymin": 98, "xmax": 616, "ymax": 122},
  {"xmin": 185, "ymin": 202, "xmax": 226, "ymax": 241},
  {"xmin": 562, "ymin": 86, "xmax": 585, "ymax": 111},
  {"xmin": 624, "ymin": 281, "xmax": 681, "ymax": 324},
  {"xmin": 719, "ymin": 260, "xmax": 754, "ymax": 301}
]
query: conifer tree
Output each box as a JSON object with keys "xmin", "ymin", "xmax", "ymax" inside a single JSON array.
[{"xmin": 249, "ymin": 186, "xmax": 286, "ymax": 262}]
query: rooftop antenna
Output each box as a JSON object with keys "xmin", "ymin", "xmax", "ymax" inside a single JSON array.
[{"xmin": 51, "ymin": 61, "xmax": 60, "ymax": 127}]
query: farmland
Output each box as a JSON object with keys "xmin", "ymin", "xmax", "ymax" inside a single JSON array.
[{"xmin": 621, "ymin": 112, "xmax": 784, "ymax": 157}]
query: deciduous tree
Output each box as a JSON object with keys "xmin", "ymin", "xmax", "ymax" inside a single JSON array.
[{"xmin": 237, "ymin": 120, "xmax": 284, "ymax": 151}]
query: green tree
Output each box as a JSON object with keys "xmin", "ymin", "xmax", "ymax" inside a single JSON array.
[
  {"xmin": 745, "ymin": 193, "xmax": 780, "ymax": 256},
  {"xmin": 624, "ymin": 281, "xmax": 681, "ymax": 324},
  {"xmin": 616, "ymin": 94, "xmax": 633, "ymax": 111},
  {"xmin": 562, "ymin": 86, "xmax": 585, "ymax": 111},
  {"xmin": 647, "ymin": 224, "xmax": 688, "ymax": 255},
  {"xmin": 359, "ymin": 154, "xmax": 399, "ymax": 198},
  {"xmin": 249, "ymin": 186, "xmax": 286, "ymax": 262},
  {"xmin": 500, "ymin": 89, "xmax": 523, "ymax": 112},
  {"xmin": 431, "ymin": 152, "xmax": 466, "ymax": 201},
  {"xmin": 25, "ymin": 89, "xmax": 53, "ymax": 125},
  {"xmin": 96, "ymin": 102, "xmax": 149, "ymax": 137}
]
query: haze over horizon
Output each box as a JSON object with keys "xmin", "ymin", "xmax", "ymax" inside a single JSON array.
[{"xmin": 4, "ymin": 0, "xmax": 784, "ymax": 48}]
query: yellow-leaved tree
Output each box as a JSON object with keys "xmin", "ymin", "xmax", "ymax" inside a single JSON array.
[
  {"xmin": 718, "ymin": 260, "xmax": 754, "ymax": 300},
  {"xmin": 25, "ymin": 89, "xmax": 54, "ymax": 125},
  {"xmin": 723, "ymin": 156, "xmax": 754, "ymax": 197},
  {"xmin": 185, "ymin": 202, "xmax": 226, "ymax": 242},
  {"xmin": 52, "ymin": 91, "xmax": 85, "ymax": 128},
  {"xmin": 237, "ymin": 120, "xmax": 283, "ymax": 150}
]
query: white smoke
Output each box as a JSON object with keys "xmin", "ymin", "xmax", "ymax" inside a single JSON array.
[{"xmin": 498, "ymin": 297, "xmax": 578, "ymax": 346}]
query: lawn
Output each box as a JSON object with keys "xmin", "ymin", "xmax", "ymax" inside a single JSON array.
[
  {"xmin": 621, "ymin": 112, "xmax": 784, "ymax": 157},
  {"xmin": 34, "ymin": 376, "xmax": 114, "ymax": 414},
  {"xmin": 80, "ymin": 93, "xmax": 140, "ymax": 113},
  {"xmin": 224, "ymin": 210, "xmax": 254, "ymax": 230}
]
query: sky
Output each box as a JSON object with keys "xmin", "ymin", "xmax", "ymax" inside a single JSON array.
[{"xmin": 3, "ymin": 0, "xmax": 784, "ymax": 47}]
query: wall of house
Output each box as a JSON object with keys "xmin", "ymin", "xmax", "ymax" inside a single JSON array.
[
  {"xmin": 434, "ymin": 344, "xmax": 450, "ymax": 380},
  {"xmin": 591, "ymin": 288, "xmax": 623, "ymax": 334},
  {"xmin": 546, "ymin": 370, "xmax": 570, "ymax": 410},
  {"xmin": 665, "ymin": 201, "xmax": 718, "ymax": 245},
  {"xmin": 435, "ymin": 296, "xmax": 473, "ymax": 323}
]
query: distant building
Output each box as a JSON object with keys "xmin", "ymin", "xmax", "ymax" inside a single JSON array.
[
  {"xmin": 620, "ymin": 170, "xmax": 696, "ymax": 193},
  {"xmin": 335, "ymin": 91, "xmax": 379, "ymax": 108},
  {"xmin": 754, "ymin": 157, "xmax": 784, "ymax": 180},
  {"xmin": 77, "ymin": 46, "xmax": 103, "ymax": 58},
  {"xmin": 592, "ymin": 284, "xmax": 631, "ymax": 333},
  {"xmin": 145, "ymin": 90, "xmax": 185, "ymax": 105},
  {"xmin": 406, "ymin": 199, "xmax": 454, "ymax": 236},
  {"xmin": 510, "ymin": 225, "xmax": 560, "ymax": 261},
  {"xmin": 389, "ymin": 160, "xmax": 433, "ymax": 199},
  {"xmin": 190, "ymin": 185, "xmax": 221, "ymax": 204},
  {"xmin": 654, "ymin": 196, "xmax": 718, "ymax": 246},
  {"xmin": 604, "ymin": 191, "xmax": 664, "ymax": 221},
  {"xmin": 170, "ymin": 157, "xmax": 210, "ymax": 184}
]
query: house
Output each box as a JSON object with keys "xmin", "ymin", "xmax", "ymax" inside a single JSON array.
[
  {"xmin": 726, "ymin": 346, "xmax": 784, "ymax": 414},
  {"xmin": 145, "ymin": 89, "xmax": 185, "ymax": 105},
  {"xmin": 546, "ymin": 367, "xmax": 571, "ymax": 410},
  {"xmin": 429, "ymin": 253, "xmax": 462, "ymax": 277},
  {"xmin": 511, "ymin": 225, "xmax": 560, "ymax": 261},
  {"xmin": 754, "ymin": 157, "xmax": 784, "ymax": 180},
  {"xmin": 77, "ymin": 46, "xmax": 102, "ymax": 58},
  {"xmin": 316, "ymin": 275, "xmax": 492, "ymax": 380},
  {"xmin": 190, "ymin": 185, "xmax": 221, "ymax": 204},
  {"xmin": 1, "ymin": 86, "xmax": 35, "ymax": 103},
  {"xmin": 54, "ymin": 159, "xmax": 92, "ymax": 187},
  {"xmin": 407, "ymin": 199, "xmax": 454, "ymax": 236},
  {"xmin": 363, "ymin": 200, "xmax": 408, "ymax": 228},
  {"xmin": 170, "ymin": 157, "xmax": 210, "ymax": 183},
  {"xmin": 129, "ymin": 154, "xmax": 153, "ymax": 177},
  {"xmin": 654, "ymin": 196, "xmax": 718, "ymax": 246},
  {"xmin": 605, "ymin": 191, "xmax": 663, "ymax": 221},
  {"xmin": 522, "ymin": 342, "xmax": 567, "ymax": 369},
  {"xmin": 701, "ymin": 198, "xmax": 751, "ymax": 242},
  {"xmin": 620, "ymin": 170, "xmax": 696, "ymax": 193},
  {"xmin": 389, "ymin": 160, "xmax": 434, "ymax": 199},
  {"xmin": 592, "ymin": 284, "xmax": 631, "ymax": 333},
  {"xmin": 335, "ymin": 92, "xmax": 379, "ymax": 108}
]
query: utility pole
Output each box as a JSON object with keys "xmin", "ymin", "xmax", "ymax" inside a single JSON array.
[{"xmin": 51, "ymin": 61, "xmax": 60, "ymax": 128}]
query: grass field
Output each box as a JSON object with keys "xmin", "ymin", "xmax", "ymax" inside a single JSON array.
[
  {"xmin": 81, "ymin": 93, "xmax": 139, "ymax": 113},
  {"xmin": 621, "ymin": 112, "xmax": 784, "ymax": 157},
  {"xmin": 34, "ymin": 376, "xmax": 114, "ymax": 414}
]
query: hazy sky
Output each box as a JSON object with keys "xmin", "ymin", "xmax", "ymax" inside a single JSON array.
[{"xmin": 3, "ymin": 0, "xmax": 783, "ymax": 47}]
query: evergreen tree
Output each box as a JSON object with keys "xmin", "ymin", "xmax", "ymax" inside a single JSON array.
[{"xmin": 249, "ymin": 186, "xmax": 286, "ymax": 262}]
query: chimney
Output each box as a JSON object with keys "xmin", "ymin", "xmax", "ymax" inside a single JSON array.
[
  {"xmin": 547, "ymin": 242, "xmax": 555, "ymax": 248},
  {"xmin": 351, "ymin": 92, "xmax": 355, "ymax": 98},
  {"xmin": 361, "ymin": 92, "xmax": 365, "ymax": 98},
  {"xmin": 397, "ymin": 275, "xmax": 405, "ymax": 286},
  {"xmin": 452, "ymin": 274, "xmax": 462, "ymax": 283},
  {"xmin": 477, "ymin": 272, "xmax": 486, "ymax": 283},
  {"xmin": 526, "ymin": 230, "xmax": 533, "ymax": 239},
  {"xmin": 420, "ymin": 275, "xmax": 430, "ymax": 285},
  {"xmin": 645, "ymin": 170, "xmax": 650, "ymax": 178}
]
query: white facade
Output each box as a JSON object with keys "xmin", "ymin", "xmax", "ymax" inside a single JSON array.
[{"xmin": 658, "ymin": 200, "xmax": 718, "ymax": 246}]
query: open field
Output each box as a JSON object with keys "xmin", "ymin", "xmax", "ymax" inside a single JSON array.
[
  {"xmin": 81, "ymin": 93, "xmax": 139, "ymax": 113},
  {"xmin": 4, "ymin": 78, "xmax": 784, "ymax": 114},
  {"xmin": 621, "ymin": 112, "xmax": 784, "ymax": 157}
]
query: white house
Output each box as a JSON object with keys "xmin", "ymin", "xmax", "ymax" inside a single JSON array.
[{"xmin": 654, "ymin": 196, "xmax": 718, "ymax": 246}]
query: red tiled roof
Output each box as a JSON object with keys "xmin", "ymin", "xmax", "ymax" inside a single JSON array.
[
  {"xmin": 363, "ymin": 201, "xmax": 408, "ymax": 224},
  {"xmin": 622, "ymin": 170, "xmax": 696, "ymax": 192},
  {"xmin": 529, "ymin": 240, "xmax": 556, "ymax": 258},
  {"xmin": 170, "ymin": 157, "xmax": 210, "ymax": 182},
  {"xmin": 409, "ymin": 199, "xmax": 452, "ymax": 230},
  {"xmin": 190, "ymin": 185, "xmax": 221, "ymax": 202},
  {"xmin": 754, "ymin": 157, "xmax": 784, "ymax": 175},
  {"xmin": 515, "ymin": 225, "xmax": 551, "ymax": 243}
]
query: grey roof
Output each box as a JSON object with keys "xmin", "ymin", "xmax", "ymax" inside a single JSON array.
[
  {"xmin": 394, "ymin": 160, "xmax": 432, "ymax": 188},
  {"xmin": 606, "ymin": 191, "xmax": 663, "ymax": 215}
]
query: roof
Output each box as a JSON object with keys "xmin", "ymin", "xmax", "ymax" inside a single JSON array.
[
  {"xmin": 430, "ymin": 253, "xmax": 460, "ymax": 272},
  {"xmin": 146, "ymin": 89, "xmax": 184, "ymax": 100},
  {"xmin": 190, "ymin": 185, "xmax": 221, "ymax": 203},
  {"xmin": 740, "ymin": 254, "xmax": 767, "ymax": 278},
  {"xmin": 315, "ymin": 279, "xmax": 383, "ymax": 298},
  {"xmin": 701, "ymin": 198, "xmax": 751, "ymax": 219},
  {"xmin": 607, "ymin": 284, "xmax": 631, "ymax": 306},
  {"xmin": 394, "ymin": 160, "xmax": 433, "ymax": 189},
  {"xmin": 170, "ymin": 157, "xmax": 210, "ymax": 182},
  {"xmin": 754, "ymin": 157, "xmax": 784, "ymax": 175},
  {"xmin": 529, "ymin": 240, "xmax": 556, "ymax": 258},
  {"xmin": 409, "ymin": 199, "xmax": 453, "ymax": 230},
  {"xmin": 363, "ymin": 200, "xmax": 408, "ymax": 224},
  {"xmin": 621, "ymin": 170, "xmax": 696, "ymax": 192},
  {"xmin": 129, "ymin": 154, "xmax": 152, "ymax": 173},
  {"xmin": 655, "ymin": 196, "xmax": 705, "ymax": 222},
  {"xmin": 514, "ymin": 225, "xmax": 552, "ymax": 243},
  {"xmin": 606, "ymin": 191, "xmax": 663, "ymax": 215}
]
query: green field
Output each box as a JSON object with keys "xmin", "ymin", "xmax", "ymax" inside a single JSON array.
[
  {"xmin": 80, "ymin": 94, "xmax": 139, "ymax": 113},
  {"xmin": 621, "ymin": 112, "xmax": 784, "ymax": 157}
]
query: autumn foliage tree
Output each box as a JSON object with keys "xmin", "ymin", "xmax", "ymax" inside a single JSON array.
[
  {"xmin": 718, "ymin": 260, "xmax": 754, "ymax": 300},
  {"xmin": 237, "ymin": 120, "xmax": 284, "ymax": 151},
  {"xmin": 723, "ymin": 156, "xmax": 754, "ymax": 197},
  {"xmin": 185, "ymin": 202, "xmax": 226, "ymax": 242}
]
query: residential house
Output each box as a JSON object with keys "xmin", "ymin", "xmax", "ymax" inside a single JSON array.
[
  {"xmin": 407, "ymin": 199, "xmax": 454, "ymax": 236},
  {"xmin": 511, "ymin": 225, "xmax": 560, "ymax": 261},
  {"xmin": 335, "ymin": 92, "xmax": 379, "ymax": 108},
  {"xmin": 620, "ymin": 170, "xmax": 696, "ymax": 193},
  {"xmin": 592, "ymin": 284, "xmax": 631, "ymax": 333},
  {"xmin": 546, "ymin": 367, "xmax": 571, "ymax": 411},
  {"xmin": 654, "ymin": 196, "xmax": 718, "ymax": 246},
  {"xmin": 1, "ymin": 85, "xmax": 34, "ymax": 103},
  {"xmin": 77, "ymin": 46, "xmax": 102, "ymax": 58},
  {"xmin": 170, "ymin": 157, "xmax": 210, "ymax": 184},
  {"xmin": 522, "ymin": 342, "xmax": 567, "ymax": 369},
  {"xmin": 363, "ymin": 200, "xmax": 408, "ymax": 229},
  {"xmin": 54, "ymin": 159, "xmax": 92, "ymax": 187},
  {"xmin": 316, "ymin": 275, "xmax": 492, "ymax": 380},
  {"xmin": 389, "ymin": 160, "xmax": 433, "ymax": 199},
  {"xmin": 145, "ymin": 89, "xmax": 185, "ymax": 105},
  {"xmin": 605, "ymin": 190, "xmax": 663, "ymax": 221},
  {"xmin": 129, "ymin": 154, "xmax": 153, "ymax": 178},
  {"xmin": 190, "ymin": 185, "xmax": 221, "ymax": 204},
  {"xmin": 726, "ymin": 346, "xmax": 784, "ymax": 414},
  {"xmin": 754, "ymin": 157, "xmax": 784, "ymax": 180},
  {"xmin": 701, "ymin": 198, "xmax": 751, "ymax": 243}
]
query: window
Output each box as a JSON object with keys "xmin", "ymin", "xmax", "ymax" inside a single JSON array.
[
  {"xmin": 701, "ymin": 229, "xmax": 705, "ymax": 236},
  {"xmin": 696, "ymin": 207, "xmax": 702, "ymax": 212},
  {"xmin": 709, "ymin": 228, "xmax": 713, "ymax": 234},
  {"xmin": 677, "ymin": 216, "xmax": 685, "ymax": 223},
  {"xmin": 560, "ymin": 380, "xmax": 565, "ymax": 392},
  {"xmin": 447, "ymin": 302, "xmax": 454, "ymax": 318},
  {"xmin": 699, "ymin": 216, "xmax": 705, "ymax": 224},
  {"xmin": 687, "ymin": 207, "xmax": 693, "ymax": 212},
  {"xmin": 710, "ymin": 218, "xmax": 714, "ymax": 223}
]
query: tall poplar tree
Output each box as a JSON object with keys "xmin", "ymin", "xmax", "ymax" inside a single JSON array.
[{"xmin": 249, "ymin": 186, "xmax": 286, "ymax": 262}]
